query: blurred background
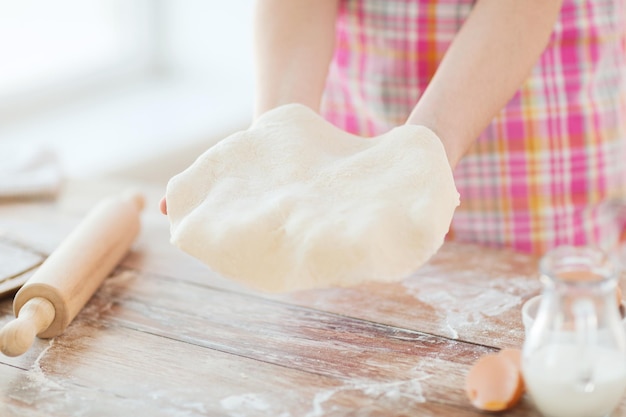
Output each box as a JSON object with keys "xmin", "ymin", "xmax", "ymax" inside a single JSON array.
[{"xmin": 0, "ymin": 0, "xmax": 255, "ymax": 183}]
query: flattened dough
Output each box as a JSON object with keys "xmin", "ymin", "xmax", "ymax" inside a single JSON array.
[{"xmin": 166, "ymin": 104, "xmax": 459, "ymax": 292}]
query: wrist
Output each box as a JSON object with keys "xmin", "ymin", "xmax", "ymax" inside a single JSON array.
[{"xmin": 405, "ymin": 115, "xmax": 463, "ymax": 169}]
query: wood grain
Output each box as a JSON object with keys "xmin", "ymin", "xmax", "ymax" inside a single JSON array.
[
  {"xmin": 278, "ymin": 242, "xmax": 544, "ymax": 349},
  {"xmin": 0, "ymin": 179, "xmax": 622, "ymax": 416},
  {"xmin": 0, "ymin": 268, "xmax": 541, "ymax": 417}
]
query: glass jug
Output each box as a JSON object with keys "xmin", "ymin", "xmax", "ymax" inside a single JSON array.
[{"xmin": 522, "ymin": 246, "xmax": 626, "ymax": 417}]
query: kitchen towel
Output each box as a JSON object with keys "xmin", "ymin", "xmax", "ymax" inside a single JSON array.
[{"xmin": 0, "ymin": 142, "xmax": 62, "ymax": 198}]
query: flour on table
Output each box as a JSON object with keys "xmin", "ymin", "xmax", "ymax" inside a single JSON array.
[
  {"xmin": 220, "ymin": 393, "xmax": 271, "ymax": 413},
  {"xmin": 166, "ymin": 104, "xmax": 459, "ymax": 292}
]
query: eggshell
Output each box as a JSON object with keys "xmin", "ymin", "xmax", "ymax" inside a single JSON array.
[
  {"xmin": 465, "ymin": 353, "xmax": 524, "ymax": 411},
  {"xmin": 498, "ymin": 348, "xmax": 525, "ymax": 392},
  {"xmin": 498, "ymin": 348, "xmax": 521, "ymax": 369}
]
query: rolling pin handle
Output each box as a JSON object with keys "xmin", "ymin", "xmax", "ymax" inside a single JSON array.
[{"xmin": 0, "ymin": 297, "xmax": 56, "ymax": 357}]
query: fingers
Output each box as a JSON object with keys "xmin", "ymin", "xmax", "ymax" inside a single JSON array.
[{"xmin": 159, "ymin": 196, "xmax": 167, "ymax": 215}]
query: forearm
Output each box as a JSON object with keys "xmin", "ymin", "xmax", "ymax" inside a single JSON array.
[
  {"xmin": 253, "ymin": 0, "xmax": 339, "ymax": 119},
  {"xmin": 407, "ymin": 0, "xmax": 563, "ymax": 168}
]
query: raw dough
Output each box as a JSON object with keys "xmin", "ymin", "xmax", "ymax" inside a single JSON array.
[{"xmin": 166, "ymin": 104, "xmax": 459, "ymax": 292}]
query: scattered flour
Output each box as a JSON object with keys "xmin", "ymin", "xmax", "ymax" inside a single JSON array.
[
  {"xmin": 403, "ymin": 274, "xmax": 527, "ymax": 338},
  {"xmin": 220, "ymin": 393, "xmax": 272, "ymax": 413},
  {"xmin": 25, "ymin": 338, "xmax": 63, "ymax": 391},
  {"xmin": 220, "ymin": 370, "xmax": 429, "ymax": 417},
  {"xmin": 304, "ymin": 375, "xmax": 429, "ymax": 417},
  {"xmin": 220, "ymin": 393, "xmax": 293, "ymax": 417}
]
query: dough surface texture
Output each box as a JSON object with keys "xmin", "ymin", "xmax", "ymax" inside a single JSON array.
[{"xmin": 166, "ymin": 104, "xmax": 459, "ymax": 292}]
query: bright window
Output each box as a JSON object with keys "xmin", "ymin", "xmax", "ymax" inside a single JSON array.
[
  {"xmin": 0, "ymin": 1, "xmax": 255, "ymax": 181},
  {"xmin": 0, "ymin": 0, "xmax": 155, "ymax": 102}
]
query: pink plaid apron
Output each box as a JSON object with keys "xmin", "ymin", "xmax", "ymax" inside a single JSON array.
[{"xmin": 321, "ymin": 0, "xmax": 626, "ymax": 255}]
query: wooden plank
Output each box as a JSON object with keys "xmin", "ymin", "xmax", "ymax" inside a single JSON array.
[
  {"xmin": 277, "ymin": 242, "xmax": 544, "ymax": 349},
  {"xmin": 0, "ymin": 266, "xmax": 537, "ymax": 415},
  {"xmin": 0, "ymin": 312, "xmax": 539, "ymax": 417},
  {"xmin": 125, "ymin": 238, "xmax": 543, "ymax": 350},
  {"xmin": 20, "ymin": 268, "xmax": 536, "ymax": 414},
  {"xmin": 0, "ymin": 362, "xmax": 207, "ymax": 417},
  {"xmin": 0, "ymin": 287, "xmax": 619, "ymax": 417}
]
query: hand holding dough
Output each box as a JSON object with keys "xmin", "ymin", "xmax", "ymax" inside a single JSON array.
[{"xmin": 166, "ymin": 104, "xmax": 459, "ymax": 292}]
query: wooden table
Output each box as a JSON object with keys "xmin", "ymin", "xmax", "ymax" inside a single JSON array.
[{"xmin": 0, "ymin": 180, "xmax": 623, "ymax": 416}]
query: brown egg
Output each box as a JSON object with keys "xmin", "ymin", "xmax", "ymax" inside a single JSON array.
[
  {"xmin": 498, "ymin": 348, "xmax": 521, "ymax": 369},
  {"xmin": 498, "ymin": 348, "xmax": 525, "ymax": 392},
  {"xmin": 465, "ymin": 353, "xmax": 524, "ymax": 412}
]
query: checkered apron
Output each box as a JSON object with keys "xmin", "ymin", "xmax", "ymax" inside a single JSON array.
[{"xmin": 321, "ymin": 0, "xmax": 626, "ymax": 255}]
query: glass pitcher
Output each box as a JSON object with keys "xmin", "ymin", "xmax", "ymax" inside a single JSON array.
[{"xmin": 522, "ymin": 246, "xmax": 626, "ymax": 417}]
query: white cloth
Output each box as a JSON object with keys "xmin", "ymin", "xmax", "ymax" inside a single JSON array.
[
  {"xmin": 0, "ymin": 143, "xmax": 62, "ymax": 198},
  {"xmin": 166, "ymin": 104, "xmax": 459, "ymax": 292}
]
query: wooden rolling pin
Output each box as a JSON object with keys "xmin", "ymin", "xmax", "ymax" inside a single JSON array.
[{"xmin": 0, "ymin": 191, "xmax": 144, "ymax": 356}]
